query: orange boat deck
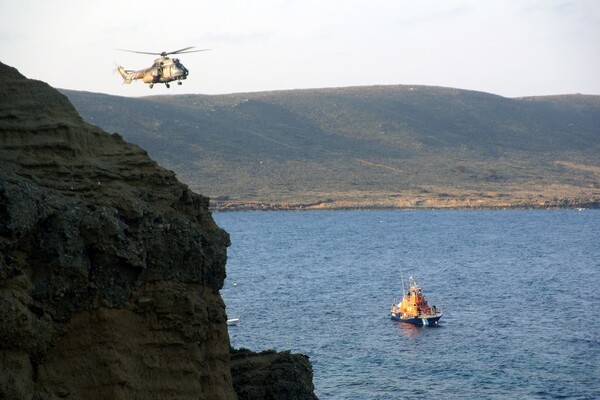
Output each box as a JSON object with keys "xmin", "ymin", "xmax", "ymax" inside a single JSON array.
[{"xmin": 391, "ymin": 278, "xmax": 442, "ymax": 321}]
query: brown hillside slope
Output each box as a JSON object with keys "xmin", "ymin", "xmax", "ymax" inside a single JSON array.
[{"xmin": 63, "ymin": 87, "xmax": 600, "ymax": 210}]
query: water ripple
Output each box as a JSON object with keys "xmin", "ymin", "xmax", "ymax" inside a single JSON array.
[{"xmin": 217, "ymin": 210, "xmax": 600, "ymax": 399}]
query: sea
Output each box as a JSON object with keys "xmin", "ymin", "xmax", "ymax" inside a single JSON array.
[{"xmin": 215, "ymin": 210, "xmax": 600, "ymax": 399}]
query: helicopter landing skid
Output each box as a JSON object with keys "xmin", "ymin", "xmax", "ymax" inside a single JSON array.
[{"xmin": 148, "ymin": 81, "xmax": 182, "ymax": 89}]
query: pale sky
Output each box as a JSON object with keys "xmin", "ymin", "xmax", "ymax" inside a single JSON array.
[{"xmin": 1, "ymin": 0, "xmax": 599, "ymax": 98}]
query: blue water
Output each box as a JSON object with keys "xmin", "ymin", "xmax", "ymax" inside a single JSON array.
[{"xmin": 215, "ymin": 210, "xmax": 600, "ymax": 399}]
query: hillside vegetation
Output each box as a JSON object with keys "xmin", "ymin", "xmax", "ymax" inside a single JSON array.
[{"xmin": 62, "ymin": 85, "xmax": 600, "ymax": 209}]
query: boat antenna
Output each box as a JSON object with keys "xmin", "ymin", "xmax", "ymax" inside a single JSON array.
[{"xmin": 401, "ymin": 270, "xmax": 405, "ymax": 296}]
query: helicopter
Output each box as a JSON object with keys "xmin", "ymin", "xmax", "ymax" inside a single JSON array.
[{"xmin": 116, "ymin": 46, "xmax": 208, "ymax": 89}]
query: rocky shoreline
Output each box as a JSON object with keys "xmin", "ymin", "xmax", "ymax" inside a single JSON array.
[{"xmin": 210, "ymin": 197, "xmax": 600, "ymax": 212}]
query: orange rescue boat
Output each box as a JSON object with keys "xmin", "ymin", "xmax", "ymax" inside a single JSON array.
[{"xmin": 391, "ymin": 276, "xmax": 442, "ymax": 326}]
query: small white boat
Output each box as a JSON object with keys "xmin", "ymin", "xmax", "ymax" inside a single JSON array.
[{"xmin": 227, "ymin": 317, "xmax": 240, "ymax": 326}]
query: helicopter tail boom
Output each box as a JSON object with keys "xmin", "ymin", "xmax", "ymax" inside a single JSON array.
[{"xmin": 117, "ymin": 66, "xmax": 141, "ymax": 84}]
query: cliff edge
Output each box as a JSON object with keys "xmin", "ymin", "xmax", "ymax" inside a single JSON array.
[{"xmin": 0, "ymin": 62, "xmax": 316, "ymax": 399}]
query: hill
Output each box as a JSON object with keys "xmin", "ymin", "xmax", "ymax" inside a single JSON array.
[{"xmin": 62, "ymin": 86, "xmax": 600, "ymax": 210}]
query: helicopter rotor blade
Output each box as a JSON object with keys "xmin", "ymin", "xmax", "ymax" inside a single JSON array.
[
  {"xmin": 115, "ymin": 48, "xmax": 161, "ymax": 56},
  {"xmin": 167, "ymin": 46, "xmax": 197, "ymax": 54},
  {"xmin": 115, "ymin": 47, "xmax": 211, "ymax": 57},
  {"xmin": 171, "ymin": 48, "xmax": 211, "ymax": 54}
]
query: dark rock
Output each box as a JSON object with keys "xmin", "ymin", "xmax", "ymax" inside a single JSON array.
[
  {"xmin": 0, "ymin": 61, "xmax": 317, "ymax": 399},
  {"xmin": 231, "ymin": 349, "xmax": 318, "ymax": 400}
]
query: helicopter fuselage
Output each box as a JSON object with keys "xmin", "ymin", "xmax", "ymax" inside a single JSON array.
[{"xmin": 118, "ymin": 56, "xmax": 189, "ymax": 88}]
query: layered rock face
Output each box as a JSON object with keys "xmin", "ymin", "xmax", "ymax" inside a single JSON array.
[
  {"xmin": 0, "ymin": 62, "xmax": 315, "ymax": 399},
  {"xmin": 231, "ymin": 349, "xmax": 316, "ymax": 400},
  {"xmin": 0, "ymin": 62, "xmax": 235, "ymax": 399}
]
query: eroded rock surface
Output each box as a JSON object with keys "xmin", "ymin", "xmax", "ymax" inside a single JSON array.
[
  {"xmin": 231, "ymin": 349, "xmax": 317, "ymax": 400},
  {"xmin": 0, "ymin": 62, "xmax": 316, "ymax": 399}
]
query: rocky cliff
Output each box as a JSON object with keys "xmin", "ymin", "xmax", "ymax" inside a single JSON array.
[{"xmin": 0, "ymin": 62, "xmax": 316, "ymax": 399}]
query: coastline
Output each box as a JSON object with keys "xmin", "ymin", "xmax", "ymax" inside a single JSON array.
[{"xmin": 210, "ymin": 196, "xmax": 600, "ymax": 212}]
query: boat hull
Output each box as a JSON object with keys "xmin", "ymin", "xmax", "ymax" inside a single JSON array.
[{"xmin": 390, "ymin": 313, "xmax": 442, "ymax": 326}]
